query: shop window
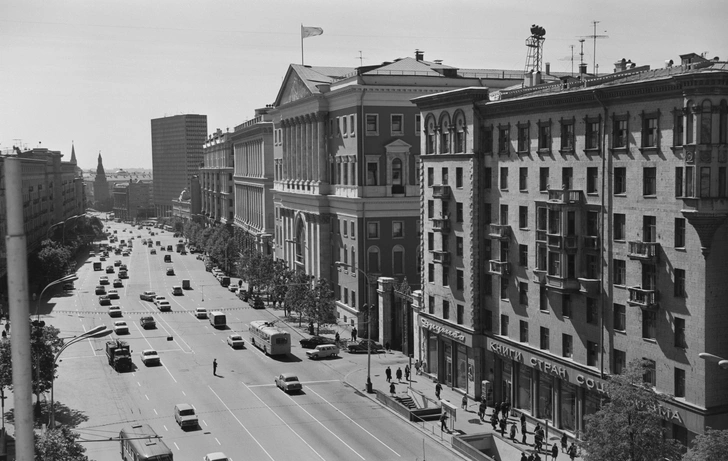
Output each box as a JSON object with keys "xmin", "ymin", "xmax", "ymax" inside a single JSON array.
[
  {"xmin": 520, "ymin": 321, "xmax": 529, "ymax": 342},
  {"xmin": 537, "ymin": 374, "xmax": 553, "ymax": 420},
  {"xmin": 613, "ymin": 303, "xmax": 626, "ymax": 331},
  {"xmin": 562, "ymin": 334, "xmax": 573, "ymax": 358},
  {"xmin": 587, "ymin": 341, "xmax": 598, "ymax": 367},
  {"xmin": 613, "ymin": 349, "xmax": 626, "ymax": 374}
]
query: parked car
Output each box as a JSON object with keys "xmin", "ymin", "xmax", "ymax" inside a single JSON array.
[
  {"xmin": 227, "ymin": 334, "xmax": 245, "ymax": 349},
  {"xmin": 203, "ymin": 453, "xmax": 230, "ymax": 461},
  {"xmin": 347, "ymin": 339, "xmax": 384, "ymax": 354},
  {"xmin": 299, "ymin": 336, "xmax": 336, "ymax": 349},
  {"xmin": 140, "ymin": 291, "xmax": 156, "ymax": 301},
  {"xmin": 98, "ymin": 295, "xmax": 111, "ymax": 306},
  {"xmin": 174, "ymin": 404, "xmax": 198, "ymax": 429},
  {"xmin": 228, "ymin": 285, "xmax": 238, "ymax": 294},
  {"xmin": 306, "ymin": 344, "xmax": 340, "ymax": 360},
  {"xmin": 275, "ymin": 373, "xmax": 302, "ymax": 393},
  {"xmin": 140, "ymin": 349, "xmax": 160, "ymax": 366},
  {"xmin": 113, "ymin": 321, "xmax": 129, "ymax": 334}
]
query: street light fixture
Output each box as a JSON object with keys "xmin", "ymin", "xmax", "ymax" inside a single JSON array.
[
  {"xmin": 698, "ymin": 352, "xmax": 728, "ymax": 369},
  {"xmin": 36, "ymin": 273, "xmax": 78, "ymax": 321},
  {"xmin": 50, "ymin": 325, "xmax": 111, "ymax": 427},
  {"xmin": 335, "ymin": 261, "xmax": 374, "ymax": 393}
]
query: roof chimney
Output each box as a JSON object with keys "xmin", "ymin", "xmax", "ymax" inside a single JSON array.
[
  {"xmin": 415, "ymin": 50, "xmax": 424, "ymax": 61},
  {"xmin": 579, "ymin": 63, "xmax": 588, "ymax": 75},
  {"xmin": 545, "ymin": 62, "xmax": 551, "ymax": 75}
]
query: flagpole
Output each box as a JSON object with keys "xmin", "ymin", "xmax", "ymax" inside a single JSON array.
[{"xmin": 301, "ymin": 24, "xmax": 304, "ymax": 65}]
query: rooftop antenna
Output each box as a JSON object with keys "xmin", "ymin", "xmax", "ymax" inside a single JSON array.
[
  {"xmin": 357, "ymin": 51, "xmax": 365, "ymax": 67},
  {"xmin": 580, "ymin": 21, "xmax": 608, "ymax": 76},
  {"xmin": 523, "ymin": 24, "xmax": 546, "ymax": 88},
  {"xmin": 570, "ymin": 44, "xmax": 575, "ymax": 76},
  {"xmin": 579, "ymin": 39, "xmax": 585, "ymax": 66}
]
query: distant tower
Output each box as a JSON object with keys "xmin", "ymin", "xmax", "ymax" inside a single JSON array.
[
  {"xmin": 523, "ymin": 24, "xmax": 546, "ymax": 87},
  {"xmin": 94, "ymin": 152, "xmax": 110, "ymax": 210}
]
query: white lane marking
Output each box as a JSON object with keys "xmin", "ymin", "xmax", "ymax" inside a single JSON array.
[
  {"xmin": 137, "ymin": 382, "xmax": 141, "ymax": 387},
  {"xmin": 154, "ymin": 409, "xmax": 158, "ymax": 415},
  {"xmin": 132, "ymin": 321, "xmax": 179, "ymax": 383},
  {"xmin": 208, "ymin": 386, "xmax": 275, "ymax": 461},
  {"xmin": 283, "ymin": 391, "xmax": 365, "ymax": 460},
  {"xmin": 81, "ymin": 324, "xmax": 99, "ymax": 357},
  {"xmin": 136, "ymin": 299, "xmax": 193, "ymax": 353},
  {"xmin": 182, "ymin": 391, "xmax": 186, "ymax": 396},
  {"xmin": 203, "ymin": 420, "xmax": 208, "ymax": 427},
  {"xmin": 308, "ymin": 387, "xmax": 401, "ymax": 457},
  {"xmin": 145, "ymin": 395, "xmax": 149, "ymax": 400},
  {"xmin": 163, "ymin": 425, "xmax": 168, "ymax": 431},
  {"xmin": 242, "ymin": 383, "xmax": 326, "ymax": 461},
  {"xmin": 174, "ymin": 442, "xmax": 179, "ymax": 451},
  {"xmin": 215, "ymin": 437, "xmax": 221, "ymax": 445}
]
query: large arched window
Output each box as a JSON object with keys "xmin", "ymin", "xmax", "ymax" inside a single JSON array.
[
  {"xmin": 440, "ymin": 113, "xmax": 451, "ymax": 154},
  {"xmin": 454, "ymin": 111, "xmax": 467, "ymax": 153},
  {"xmin": 351, "ymin": 246, "xmax": 356, "ymax": 269},
  {"xmin": 701, "ymin": 100, "xmax": 713, "ymax": 144},
  {"xmin": 295, "ymin": 218, "xmax": 306, "ymax": 269},
  {"xmin": 367, "ymin": 246, "xmax": 380, "ymax": 273},
  {"xmin": 686, "ymin": 100, "xmax": 695, "ymax": 144},
  {"xmin": 393, "ymin": 245, "xmax": 405, "ymax": 274},
  {"xmin": 426, "ymin": 116, "xmax": 437, "ymax": 154}
]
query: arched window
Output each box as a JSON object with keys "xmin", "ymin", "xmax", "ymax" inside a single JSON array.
[
  {"xmin": 701, "ymin": 100, "xmax": 713, "ymax": 144},
  {"xmin": 393, "ymin": 245, "xmax": 405, "ymax": 274},
  {"xmin": 426, "ymin": 116, "xmax": 437, "ymax": 154},
  {"xmin": 720, "ymin": 100, "xmax": 728, "ymax": 144},
  {"xmin": 454, "ymin": 112, "xmax": 467, "ymax": 153},
  {"xmin": 351, "ymin": 246, "xmax": 356, "ymax": 269},
  {"xmin": 295, "ymin": 219, "xmax": 306, "ymax": 268},
  {"xmin": 440, "ymin": 113, "xmax": 451, "ymax": 154},
  {"xmin": 686, "ymin": 100, "xmax": 695, "ymax": 144},
  {"xmin": 367, "ymin": 246, "xmax": 380, "ymax": 273}
]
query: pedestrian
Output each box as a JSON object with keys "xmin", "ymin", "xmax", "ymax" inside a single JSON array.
[
  {"xmin": 478, "ymin": 399, "xmax": 487, "ymax": 421},
  {"xmin": 435, "ymin": 380, "xmax": 442, "ymax": 400},
  {"xmin": 494, "ymin": 401, "xmax": 501, "ymax": 418},
  {"xmin": 414, "ymin": 359, "xmax": 421, "ymax": 375},
  {"xmin": 551, "ymin": 443, "xmax": 559, "ymax": 459},
  {"xmin": 404, "ymin": 365, "xmax": 410, "ymax": 381},
  {"xmin": 490, "ymin": 413, "xmax": 498, "ymax": 430},
  {"xmin": 385, "ymin": 341, "xmax": 390, "ymax": 352},
  {"xmin": 212, "ymin": 358, "xmax": 217, "ymax": 376},
  {"xmin": 385, "ymin": 366, "xmax": 392, "ymax": 382},
  {"xmin": 561, "ymin": 433, "xmax": 568, "ymax": 453},
  {"xmin": 535, "ymin": 430, "xmax": 543, "ymax": 452},
  {"xmin": 461, "ymin": 394, "xmax": 468, "ymax": 410},
  {"xmin": 351, "ymin": 327, "xmax": 357, "ymax": 342},
  {"xmin": 503, "ymin": 400, "xmax": 511, "ymax": 418},
  {"xmin": 335, "ymin": 332, "xmax": 340, "ymax": 344},
  {"xmin": 396, "ymin": 367, "xmax": 402, "ymax": 383},
  {"xmin": 510, "ymin": 422, "xmax": 518, "ymax": 441},
  {"xmin": 520, "ymin": 453, "xmax": 529, "ymax": 461},
  {"xmin": 527, "ymin": 454, "xmax": 535, "ymax": 461},
  {"xmin": 439, "ymin": 411, "xmax": 449, "ymax": 432},
  {"xmin": 499, "ymin": 417, "xmax": 507, "ymax": 436},
  {"xmin": 390, "ymin": 382, "xmax": 396, "ymax": 395},
  {"xmin": 567, "ymin": 443, "xmax": 577, "ymax": 461},
  {"xmin": 522, "ymin": 427, "xmax": 527, "ymax": 445}
]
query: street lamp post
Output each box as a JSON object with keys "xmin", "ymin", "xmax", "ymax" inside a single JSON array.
[
  {"xmin": 699, "ymin": 352, "xmax": 728, "ymax": 369},
  {"xmin": 335, "ymin": 261, "xmax": 374, "ymax": 393},
  {"xmin": 36, "ymin": 273, "xmax": 78, "ymax": 320},
  {"xmin": 50, "ymin": 325, "xmax": 111, "ymax": 427}
]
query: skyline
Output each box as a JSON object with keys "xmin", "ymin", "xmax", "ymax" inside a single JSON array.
[{"xmin": 1, "ymin": 0, "xmax": 726, "ymax": 170}]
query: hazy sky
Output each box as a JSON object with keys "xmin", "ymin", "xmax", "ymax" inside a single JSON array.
[{"xmin": 1, "ymin": 0, "xmax": 726, "ymax": 170}]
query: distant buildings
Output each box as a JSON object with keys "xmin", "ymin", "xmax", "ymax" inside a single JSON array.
[
  {"xmin": 151, "ymin": 114, "xmax": 207, "ymax": 218},
  {"xmin": 200, "ymin": 128, "xmax": 234, "ymax": 226},
  {"xmin": 171, "ymin": 176, "xmax": 201, "ymax": 224},
  {"xmin": 113, "ymin": 179, "xmax": 153, "ymax": 221},
  {"xmin": 93, "ymin": 153, "xmax": 110, "ymax": 210}
]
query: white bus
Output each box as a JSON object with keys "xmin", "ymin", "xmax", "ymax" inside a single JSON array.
[
  {"xmin": 249, "ymin": 320, "xmax": 291, "ymax": 356},
  {"xmin": 120, "ymin": 423, "xmax": 173, "ymax": 461}
]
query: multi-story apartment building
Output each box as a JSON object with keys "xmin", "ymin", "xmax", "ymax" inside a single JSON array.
[
  {"xmin": 112, "ymin": 179, "xmax": 153, "ymax": 222},
  {"xmin": 414, "ymin": 53, "xmax": 728, "ymax": 445},
  {"xmin": 231, "ymin": 108, "xmax": 275, "ymax": 254},
  {"xmin": 200, "ymin": 128, "xmax": 234, "ymax": 226},
  {"xmin": 171, "ymin": 175, "xmax": 201, "ymax": 224},
  {"xmin": 271, "ymin": 52, "xmax": 522, "ymax": 335},
  {"xmin": 151, "ymin": 114, "xmax": 207, "ymax": 218}
]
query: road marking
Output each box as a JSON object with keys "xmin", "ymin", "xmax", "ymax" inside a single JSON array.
[
  {"xmin": 203, "ymin": 420, "xmax": 208, "ymax": 427},
  {"xmin": 174, "ymin": 442, "xmax": 179, "ymax": 451},
  {"xmin": 154, "ymin": 409, "xmax": 158, "ymax": 415},
  {"xmin": 131, "ymin": 320, "xmax": 179, "ymax": 383},
  {"xmin": 308, "ymin": 387, "xmax": 401, "ymax": 457},
  {"xmin": 182, "ymin": 391, "xmax": 186, "ymax": 396},
  {"xmin": 215, "ymin": 437, "xmax": 221, "ymax": 445},
  {"xmin": 243, "ymin": 383, "xmax": 326, "ymax": 461},
  {"xmin": 163, "ymin": 425, "xmax": 167, "ymax": 431},
  {"xmin": 137, "ymin": 382, "xmax": 141, "ymax": 386},
  {"xmin": 145, "ymin": 395, "xmax": 149, "ymax": 400},
  {"xmin": 208, "ymin": 386, "xmax": 275, "ymax": 461}
]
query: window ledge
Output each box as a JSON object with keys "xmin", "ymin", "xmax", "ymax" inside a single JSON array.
[
  {"xmin": 537, "ymin": 149, "xmax": 551, "ymax": 155},
  {"xmin": 559, "ymin": 148, "xmax": 575, "ymax": 155},
  {"xmin": 642, "ymin": 338, "xmax": 657, "ymax": 344},
  {"xmin": 583, "ymin": 148, "xmax": 601, "ymax": 155},
  {"xmin": 642, "ymin": 195, "xmax": 657, "ymax": 199},
  {"xmin": 614, "ymin": 284, "xmax": 626, "ymax": 289},
  {"xmin": 586, "ymin": 192, "xmax": 599, "ymax": 196},
  {"xmin": 614, "ymin": 193, "xmax": 627, "ymax": 197},
  {"xmin": 615, "ymin": 329, "xmax": 627, "ymax": 335},
  {"xmin": 516, "ymin": 150, "xmax": 530, "ymax": 156},
  {"xmin": 639, "ymin": 147, "xmax": 659, "ymax": 154}
]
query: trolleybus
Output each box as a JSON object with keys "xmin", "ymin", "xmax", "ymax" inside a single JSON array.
[
  {"xmin": 120, "ymin": 423, "xmax": 173, "ymax": 461},
  {"xmin": 249, "ymin": 320, "xmax": 291, "ymax": 356}
]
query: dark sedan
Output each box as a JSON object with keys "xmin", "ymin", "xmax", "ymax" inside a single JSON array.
[
  {"xmin": 299, "ymin": 336, "xmax": 335, "ymax": 349},
  {"xmin": 347, "ymin": 339, "xmax": 384, "ymax": 354}
]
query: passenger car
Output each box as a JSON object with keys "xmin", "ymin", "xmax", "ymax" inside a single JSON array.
[
  {"xmin": 99, "ymin": 276, "xmax": 109, "ymax": 285},
  {"xmin": 114, "ymin": 260, "xmax": 122, "ymax": 266},
  {"xmin": 106, "ymin": 265, "xmax": 114, "ymax": 273},
  {"xmin": 156, "ymin": 301, "xmax": 171, "ymax": 312},
  {"xmin": 113, "ymin": 279, "xmax": 123, "ymax": 288},
  {"xmin": 140, "ymin": 291, "xmax": 156, "ymax": 301},
  {"xmin": 174, "ymin": 404, "xmax": 198, "ymax": 429},
  {"xmin": 228, "ymin": 285, "xmax": 238, "ymax": 294},
  {"xmin": 150, "ymin": 248, "xmax": 156, "ymax": 254},
  {"xmin": 195, "ymin": 307, "xmax": 207, "ymax": 319},
  {"xmin": 95, "ymin": 285, "xmax": 106, "ymax": 295},
  {"xmin": 172, "ymin": 286, "xmax": 183, "ymax": 295},
  {"xmin": 118, "ymin": 270, "xmax": 128, "ymax": 279},
  {"xmin": 107, "ymin": 289, "xmax": 119, "ymax": 299},
  {"xmin": 98, "ymin": 295, "xmax": 111, "ymax": 306},
  {"xmin": 166, "ymin": 267, "xmax": 175, "ymax": 276},
  {"xmin": 299, "ymin": 336, "xmax": 335, "ymax": 349},
  {"xmin": 227, "ymin": 334, "xmax": 245, "ymax": 349},
  {"xmin": 140, "ymin": 349, "xmax": 160, "ymax": 366},
  {"xmin": 113, "ymin": 321, "xmax": 129, "ymax": 334},
  {"xmin": 306, "ymin": 344, "xmax": 340, "ymax": 360},
  {"xmin": 346, "ymin": 339, "xmax": 384, "ymax": 354},
  {"xmin": 274, "ymin": 373, "xmax": 302, "ymax": 393},
  {"xmin": 140, "ymin": 315, "xmax": 156, "ymax": 329},
  {"xmin": 204, "ymin": 453, "xmax": 230, "ymax": 461}
]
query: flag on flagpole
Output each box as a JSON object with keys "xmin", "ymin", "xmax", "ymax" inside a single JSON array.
[{"xmin": 301, "ymin": 26, "xmax": 323, "ymax": 39}]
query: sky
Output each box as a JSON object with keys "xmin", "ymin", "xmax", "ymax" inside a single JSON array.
[{"xmin": 1, "ymin": 0, "xmax": 726, "ymax": 171}]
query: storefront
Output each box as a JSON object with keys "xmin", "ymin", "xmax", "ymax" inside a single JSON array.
[{"xmin": 419, "ymin": 314, "xmax": 484, "ymax": 399}]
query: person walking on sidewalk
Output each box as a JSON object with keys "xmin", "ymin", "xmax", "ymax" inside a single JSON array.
[
  {"xmin": 520, "ymin": 413, "xmax": 528, "ymax": 444},
  {"xmin": 390, "ymin": 382, "xmax": 396, "ymax": 396},
  {"xmin": 551, "ymin": 443, "xmax": 559, "ymax": 459},
  {"xmin": 414, "ymin": 359, "xmax": 421, "ymax": 375},
  {"xmin": 560, "ymin": 433, "xmax": 568, "ymax": 453},
  {"xmin": 510, "ymin": 422, "xmax": 519, "ymax": 441},
  {"xmin": 499, "ymin": 417, "xmax": 507, "ymax": 436},
  {"xmin": 335, "ymin": 331, "xmax": 340, "ymax": 345},
  {"xmin": 520, "ymin": 453, "xmax": 529, "ymax": 461},
  {"xmin": 494, "ymin": 401, "xmax": 501, "ymax": 419},
  {"xmin": 440, "ymin": 411, "xmax": 449, "ymax": 432},
  {"xmin": 461, "ymin": 394, "xmax": 468, "ymax": 410},
  {"xmin": 567, "ymin": 442, "xmax": 577, "ymax": 461},
  {"xmin": 490, "ymin": 412, "xmax": 498, "ymax": 431},
  {"xmin": 404, "ymin": 364, "xmax": 410, "ymax": 381},
  {"xmin": 385, "ymin": 366, "xmax": 392, "ymax": 382},
  {"xmin": 478, "ymin": 399, "xmax": 487, "ymax": 421},
  {"xmin": 396, "ymin": 367, "xmax": 402, "ymax": 383},
  {"xmin": 435, "ymin": 380, "xmax": 442, "ymax": 400}
]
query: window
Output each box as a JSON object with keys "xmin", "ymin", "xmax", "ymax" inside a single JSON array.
[
  {"xmin": 484, "ymin": 167, "xmax": 492, "ymax": 189},
  {"xmin": 540, "ymin": 285, "xmax": 548, "ymax": 312},
  {"xmin": 586, "ymin": 297, "xmax": 598, "ymax": 325},
  {"xmin": 442, "ymin": 267, "xmax": 448, "ymax": 286},
  {"xmin": 613, "ymin": 118, "xmax": 628, "ymax": 148},
  {"xmin": 538, "ymin": 122, "xmax": 551, "ymax": 151},
  {"xmin": 520, "ymin": 321, "xmax": 529, "ymax": 342},
  {"xmin": 351, "ymin": 221, "xmax": 355, "ymax": 239},
  {"xmin": 614, "ymin": 259, "xmax": 626, "ymax": 286},
  {"xmin": 586, "ymin": 120, "xmax": 600, "ymax": 149},
  {"xmin": 428, "ymin": 296, "xmax": 435, "ymax": 314},
  {"xmin": 367, "ymin": 222, "xmax": 379, "ymax": 239},
  {"xmin": 427, "ymin": 200, "xmax": 434, "ymax": 219},
  {"xmin": 686, "ymin": 166, "xmax": 694, "ymax": 196},
  {"xmin": 456, "ymin": 236, "xmax": 463, "ymax": 256},
  {"xmin": 484, "ymin": 309, "xmax": 493, "ymax": 331},
  {"xmin": 587, "ymin": 167, "xmax": 598, "ymax": 194},
  {"xmin": 480, "ymin": 126, "xmax": 493, "ymax": 154},
  {"xmin": 674, "ymin": 317, "xmax": 686, "ymax": 348},
  {"xmin": 701, "ymin": 100, "xmax": 712, "ymax": 144},
  {"xmin": 392, "ymin": 221, "xmax": 404, "ymax": 238},
  {"xmin": 343, "ymin": 220, "xmax": 348, "ymax": 237},
  {"xmin": 561, "ymin": 120, "xmax": 574, "ymax": 151},
  {"xmin": 456, "ymin": 304, "xmax": 464, "ymax": 325},
  {"xmin": 519, "ymin": 281, "xmax": 528, "ymax": 305},
  {"xmin": 675, "ymin": 368, "xmax": 686, "ymax": 398},
  {"xmin": 519, "ymin": 244, "xmax": 528, "ymax": 267},
  {"xmin": 415, "ymin": 114, "xmax": 421, "ymax": 136},
  {"xmin": 426, "ymin": 117, "xmax": 436, "ymax": 154},
  {"xmin": 427, "ymin": 232, "xmax": 434, "ymax": 251},
  {"xmin": 443, "ymin": 300, "xmax": 450, "ymax": 320},
  {"xmin": 562, "ymin": 295, "xmax": 571, "ymax": 318},
  {"xmin": 427, "ymin": 167, "xmax": 434, "ymax": 187},
  {"xmin": 643, "ymin": 167, "xmax": 657, "ymax": 196},
  {"xmin": 498, "ymin": 125, "xmax": 510, "ymax": 153},
  {"xmin": 518, "ymin": 206, "xmax": 528, "ymax": 229},
  {"xmin": 391, "ymin": 114, "xmax": 404, "ymax": 136},
  {"xmin": 643, "ymin": 215, "xmax": 656, "ymax": 243},
  {"xmin": 519, "ymin": 167, "xmax": 528, "ymax": 191},
  {"xmin": 562, "ymin": 334, "xmax": 573, "ymax": 358},
  {"xmin": 456, "ymin": 203, "xmax": 463, "ymax": 223},
  {"xmin": 613, "ymin": 349, "xmax": 626, "ymax": 374},
  {"xmin": 484, "ymin": 203, "xmax": 492, "ymax": 225},
  {"xmin": 614, "ymin": 214, "xmax": 626, "ymax": 241},
  {"xmin": 614, "ymin": 303, "xmax": 626, "ymax": 331},
  {"xmin": 675, "ymin": 167, "xmax": 684, "ymax": 197},
  {"xmin": 500, "ymin": 167, "xmax": 508, "ymax": 190},
  {"xmin": 587, "ymin": 341, "xmax": 599, "ymax": 367},
  {"xmin": 500, "ymin": 276, "xmax": 508, "ymax": 300},
  {"xmin": 442, "ymin": 200, "xmax": 449, "ymax": 219},
  {"xmin": 428, "ymin": 263, "xmax": 434, "ymax": 282},
  {"xmin": 642, "ymin": 310, "xmax": 657, "ymax": 340},
  {"xmin": 349, "ymin": 114, "xmax": 356, "ymax": 136},
  {"xmin": 456, "ymin": 168, "xmax": 463, "ymax": 188},
  {"xmin": 455, "ymin": 117, "xmax": 465, "ymax": 153},
  {"xmin": 441, "ymin": 120, "xmax": 450, "ymax": 154},
  {"xmin": 342, "ymin": 116, "xmax": 348, "ymax": 137},
  {"xmin": 517, "ymin": 123, "xmax": 529, "ymax": 152},
  {"xmin": 366, "ymin": 114, "xmax": 379, "ymax": 135},
  {"xmin": 540, "ymin": 327, "xmax": 550, "ymax": 351},
  {"xmin": 614, "ymin": 167, "xmax": 626, "ymax": 194},
  {"xmin": 539, "ymin": 167, "xmax": 549, "ymax": 191},
  {"xmin": 393, "ymin": 246, "xmax": 404, "ymax": 274},
  {"xmin": 441, "ymin": 167, "xmax": 449, "ymax": 185},
  {"xmin": 642, "ymin": 115, "xmax": 658, "ymax": 148},
  {"xmin": 643, "ymin": 359, "xmax": 656, "ymax": 387},
  {"xmin": 500, "ymin": 314, "xmax": 509, "ymax": 336},
  {"xmin": 366, "ymin": 161, "xmax": 378, "ymax": 186},
  {"xmin": 674, "ymin": 268, "xmax": 686, "ymax": 297},
  {"xmin": 674, "ymin": 113, "xmax": 684, "ymax": 146},
  {"xmin": 456, "ymin": 270, "xmax": 464, "ymax": 291},
  {"xmin": 343, "ymin": 287, "xmax": 348, "ymax": 304},
  {"xmin": 484, "ymin": 273, "xmax": 492, "ymax": 296},
  {"xmin": 701, "ymin": 166, "xmax": 711, "ymax": 197}
]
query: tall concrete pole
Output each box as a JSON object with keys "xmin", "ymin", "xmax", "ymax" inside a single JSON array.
[{"xmin": 5, "ymin": 156, "xmax": 35, "ymax": 459}]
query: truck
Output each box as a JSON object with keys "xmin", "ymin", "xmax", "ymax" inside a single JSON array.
[
  {"xmin": 176, "ymin": 243, "xmax": 185, "ymax": 253},
  {"xmin": 209, "ymin": 311, "xmax": 226, "ymax": 329},
  {"xmin": 106, "ymin": 340, "xmax": 132, "ymax": 372},
  {"xmin": 93, "ymin": 262, "xmax": 102, "ymax": 271},
  {"xmin": 182, "ymin": 279, "xmax": 191, "ymax": 290}
]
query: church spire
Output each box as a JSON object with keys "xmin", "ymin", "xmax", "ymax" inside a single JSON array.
[
  {"xmin": 96, "ymin": 151, "xmax": 106, "ymax": 178},
  {"xmin": 70, "ymin": 142, "xmax": 77, "ymax": 164}
]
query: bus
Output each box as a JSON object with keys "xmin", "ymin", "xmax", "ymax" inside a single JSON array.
[
  {"xmin": 249, "ymin": 320, "xmax": 291, "ymax": 356},
  {"xmin": 120, "ymin": 423, "xmax": 173, "ymax": 461}
]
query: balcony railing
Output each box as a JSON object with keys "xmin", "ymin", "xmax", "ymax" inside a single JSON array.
[
  {"xmin": 431, "ymin": 218, "xmax": 450, "ymax": 233},
  {"xmin": 432, "ymin": 250, "xmax": 450, "ymax": 265},
  {"xmin": 628, "ymin": 241, "xmax": 660, "ymax": 261},
  {"xmin": 578, "ymin": 277, "xmax": 601, "ymax": 295},
  {"xmin": 488, "ymin": 224, "xmax": 511, "ymax": 240},
  {"xmin": 489, "ymin": 260, "xmax": 511, "ymax": 276},
  {"xmin": 627, "ymin": 287, "xmax": 658, "ymax": 310},
  {"xmin": 548, "ymin": 189, "xmax": 584, "ymax": 204},
  {"xmin": 532, "ymin": 269, "xmax": 547, "ymax": 284},
  {"xmin": 546, "ymin": 274, "xmax": 580, "ymax": 293},
  {"xmin": 583, "ymin": 236, "xmax": 600, "ymax": 250},
  {"xmin": 432, "ymin": 185, "xmax": 451, "ymax": 199}
]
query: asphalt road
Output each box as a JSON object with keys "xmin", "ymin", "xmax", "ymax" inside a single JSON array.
[{"xmin": 43, "ymin": 219, "xmax": 455, "ymax": 461}]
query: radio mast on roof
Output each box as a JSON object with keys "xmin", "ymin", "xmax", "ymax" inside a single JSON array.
[{"xmin": 580, "ymin": 21, "xmax": 608, "ymax": 76}]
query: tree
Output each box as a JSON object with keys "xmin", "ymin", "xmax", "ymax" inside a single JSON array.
[
  {"xmin": 35, "ymin": 426, "xmax": 88, "ymax": 461},
  {"xmin": 308, "ymin": 278, "xmax": 337, "ymax": 335},
  {"xmin": 683, "ymin": 427, "xmax": 728, "ymax": 461},
  {"xmin": 284, "ymin": 271, "xmax": 313, "ymax": 326},
  {"xmin": 269, "ymin": 260, "xmax": 293, "ymax": 312},
  {"xmin": 35, "ymin": 240, "xmax": 73, "ymax": 284},
  {"xmin": 581, "ymin": 359, "xmax": 683, "ymax": 461}
]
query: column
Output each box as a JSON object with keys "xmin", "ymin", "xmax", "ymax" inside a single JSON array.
[{"xmin": 317, "ymin": 113, "xmax": 327, "ymax": 183}]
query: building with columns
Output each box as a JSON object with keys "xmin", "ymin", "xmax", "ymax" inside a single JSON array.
[
  {"xmin": 200, "ymin": 128, "xmax": 234, "ymax": 226},
  {"xmin": 413, "ymin": 53, "xmax": 728, "ymax": 445},
  {"xmin": 271, "ymin": 52, "xmax": 523, "ymax": 337}
]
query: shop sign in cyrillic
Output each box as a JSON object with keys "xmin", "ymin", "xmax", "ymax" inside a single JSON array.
[{"xmin": 420, "ymin": 317, "xmax": 466, "ymax": 343}]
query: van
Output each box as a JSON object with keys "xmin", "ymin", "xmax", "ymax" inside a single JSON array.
[
  {"xmin": 306, "ymin": 344, "xmax": 340, "ymax": 360},
  {"xmin": 219, "ymin": 276, "xmax": 230, "ymax": 287},
  {"xmin": 208, "ymin": 311, "xmax": 226, "ymax": 328}
]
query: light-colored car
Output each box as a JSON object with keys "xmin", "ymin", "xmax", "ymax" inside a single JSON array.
[
  {"xmin": 99, "ymin": 276, "xmax": 109, "ymax": 285},
  {"xmin": 140, "ymin": 349, "xmax": 160, "ymax": 366},
  {"xmin": 174, "ymin": 404, "xmax": 198, "ymax": 429},
  {"xmin": 166, "ymin": 267, "xmax": 175, "ymax": 276},
  {"xmin": 114, "ymin": 320, "xmax": 129, "ymax": 334},
  {"xmin": 107, "ymin": 289, "xmax": 119, "ymax": 299},
  {"xmin": 305, "ymin": 344, "xmax": 340, "ymax": 360},
  {"xmin": 156, "ymin": 301, "xmax": 171, "ymax": 312},
  {"xmin": 114, "ymin": 259, "xmax": 122, "ymax": 266},
  {"xmin": 140, "ymin": 291, "xmax": 156, "ymax": 301},
  {"xmin": 108, "ymin": 305, "xmax": 122, "ymax": 317},
  {"xmin": 113, "ymin": 279, "xmax": 123, "ymax": 287},
  {"xmin": 203, "ymin": 453, "xmax": 230, "ymax": 461},
  {"xmin": 99, "ymin": 295, "xmax": 111, "ymax": 306},
  {"xmin": 95, "ymin": 285, "xmax": 106, "ymax": 295},
  {"xmin": 227, "ymin": 334, "xmax": 245, "ymax": 349},
  {"xmin": 153, "ymin": 295, "xmax": 167, "ymax": 304},
  {"xmin": 195, "ymin": 307, "xmax": 208, "ymax": 319},
  {"xmin": 275, "ymin": 373, "xmax": 302, "ymax": 393},
  {"xmin": 228, "ymin": 285, "xmax": 238, "ymax": 293}
]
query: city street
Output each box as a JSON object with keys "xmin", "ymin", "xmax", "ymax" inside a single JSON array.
[{"xmin": 40, "ymin": 219, "xmax": 456, "ymax": 461}]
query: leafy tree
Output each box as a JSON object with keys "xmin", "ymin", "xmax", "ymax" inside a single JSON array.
[
  {"xmin": 0, "ymin": 338, "xmax": 11, "ymax": 391},
  {"xmin": 683, "ymin": 427, "xmax": 728, "ymax": 461},
  {"xmin": 284, "ymin": 271, "xmax": 313, "ymax": 326},
  {"xmin": 308, "ymin": 278, "xmax": 337, "ymax": 335},
  {"xmin": 581, "ymin": 359, "xmax": 683, "ymax": 461},
  {"xmin": 36, "ymin": 240, "xmax": 73, "ymax": 284},
  {"xmin": 35, "ymin": 425, "xmax": 88, "ymax": 461},
  {"xmin": 269, "ymin": 260, "xmax": 293, "ymax": 312}
]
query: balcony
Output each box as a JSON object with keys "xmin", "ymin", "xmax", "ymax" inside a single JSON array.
[
  {"xmin": 431, "ymin": 250, "xmax": 451, "ymax": 265},
  {"xmin": 578, "ymin": 277, "xmax": 601, "ymax": 295},
  {"xmin": 628, "ymin": 241, "xmax": 660, "ymax": 261},
  {"xmin": 432, "ymin": 185, "xmax": 451, "ymax": 199},
  {"xmin": 489, "ymin": 260, "xmax": 511, "ymax": 276},
  {"xmin": 431, "ymin": 218, "xmax": 450, "ymax": 233},
  {"xmin": 532, "ymin": 269, "xmax": 547, "ymax": 284},
  {"xmin": 488, "ymin": 224, "xmax": 511, "ymax": 240},
  {"xmin": 583, "ymin": 236, "xmax": 600, "ymax": 251},
  {"xmin": 627, "ymin": 287, "xmax": 658, "ymax": 310},
  {"xmin": 546, "ymin": 275, "xmax": 580, "ymax": 293},
  {"xmin": 548, "ymin": 189, "xmax": 585, "ymax": 204}
]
